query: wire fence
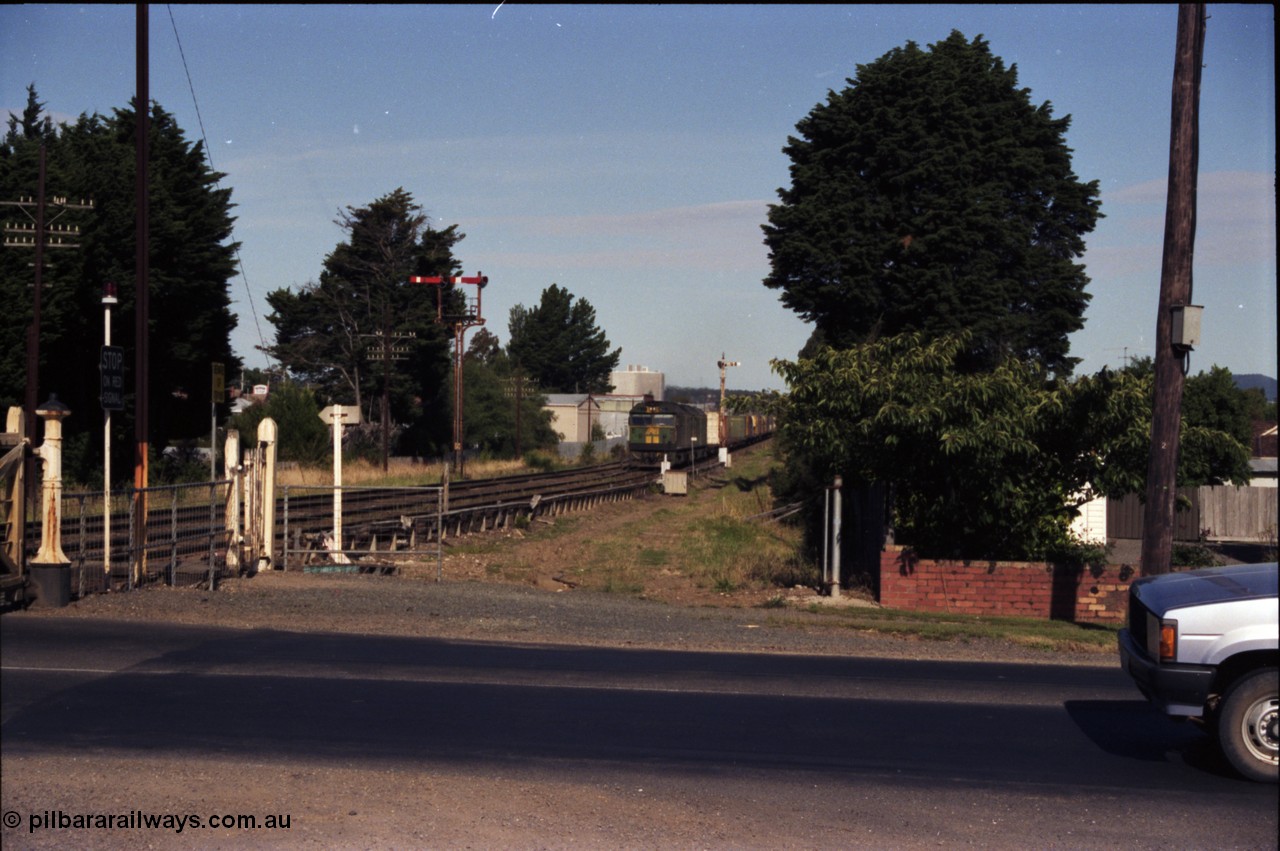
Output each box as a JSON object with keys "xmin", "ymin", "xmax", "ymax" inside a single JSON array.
[{"xmin": 53, "ymin": 480, "xmax": 232, "ymax": 595}]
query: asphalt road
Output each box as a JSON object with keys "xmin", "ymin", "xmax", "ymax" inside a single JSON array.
[{"xmin": 2, "ymin": 618, "xmax": 1276, "ymax": 849}]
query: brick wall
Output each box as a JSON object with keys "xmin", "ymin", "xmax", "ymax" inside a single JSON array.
[{"xmin": 878, "ymin": 545, "xmax": 1139, "ymax": 622}]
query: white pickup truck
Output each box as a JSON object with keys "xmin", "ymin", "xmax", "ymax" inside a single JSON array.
[{"xmin": 1117, "ymin": 562, "xmax": 1278, "ymax": 783}]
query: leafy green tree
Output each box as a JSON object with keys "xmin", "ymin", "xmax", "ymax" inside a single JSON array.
[
  {"xmin": 1, "ymin": 88, "xmax": 240, "ymax": 484},
  {"xmin": 769, "ymin": 333, "xmax": 1248, "ymax": 561},
  {"xmin": 1183, "ymin": 365, "xmax": 1259, "ymax": 449},
  {"xmin": 762, "ymin": 31, "xmax": 1101, "ymax": 375},
  {"xmin": 466, "ymin": 327, "xmax": 504, "ymax": 365},
  {"xmin": 225, "ymin": 381, "xmax": 329, "ymax": 465},
  {"xmin": 1119, "ymin": 357, "xmax": 1254, "ymax": 486},
  {"xmin": 265, "ymin": 189, "xmax": 463, "ymax": 456},
  {"xmin": 441, "ymin": 328, "xmax": 555, "ymax": 457},
  {"xmin": 461, "ymin": 356, "xmax": 558, "ymax": 458},
  {"xmin": 506, "ymin": 284, "xmax": 620, "ymax": 394}
]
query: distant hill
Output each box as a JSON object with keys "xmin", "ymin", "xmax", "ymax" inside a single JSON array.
[{"xmin": 1234, "ymin": 374, "xmax": 1277, "ymax": 401}]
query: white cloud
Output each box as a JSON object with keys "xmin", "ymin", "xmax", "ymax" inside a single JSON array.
[
  {"xmin": 1093, "ymin": 170, "xmax": 1276, "ymax": 268},
  {"xmin": 467, "ymin": 201, "xmax": 771, "ymax": 272}
]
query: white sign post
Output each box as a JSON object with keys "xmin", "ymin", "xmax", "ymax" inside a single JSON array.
[{"xmin": 319, "ymin": 405, "xmax": 361, "ymax": 561}]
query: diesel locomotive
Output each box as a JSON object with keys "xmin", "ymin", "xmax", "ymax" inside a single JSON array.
[{"xmin": 627, "ymin": 397, "xmax": 773, "ymax": 466}]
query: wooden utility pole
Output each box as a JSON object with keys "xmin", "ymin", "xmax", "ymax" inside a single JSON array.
[
  {"xmin": 1141, "ymin": 3, "xmax": 1206, "ymax": 576},
  {"xmin": 363, "ymin": 308, "xmax": 413, "ymax": 472},
  {"xmin": 134, "ymin": 3, "xmax": 151, "ymax": 585},
  {"xmin": 504, "ymin": 370, "xmax": 537, "ymax": 459},
  {"xmin": 2, "ymin": 146, "xmax": 92, "ymax": 509}
]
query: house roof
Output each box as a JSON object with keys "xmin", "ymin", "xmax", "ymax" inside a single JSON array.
[
  {"xmin": 544, "ymin": 394, "xmax": 597, "ymax": 407},
  {"xmin": 1253, "ymin": 421, "xmax": 1277, "ymax": 458}
]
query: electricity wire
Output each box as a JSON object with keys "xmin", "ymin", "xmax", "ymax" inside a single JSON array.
[{"xmin": 166, "ymin": 4, "xmax": 273, "ymax": 367}]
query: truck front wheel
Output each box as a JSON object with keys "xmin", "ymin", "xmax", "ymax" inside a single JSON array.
[{"xmin": 1217, "ymin": 667, "xmax": 1279, "ymax": 783}]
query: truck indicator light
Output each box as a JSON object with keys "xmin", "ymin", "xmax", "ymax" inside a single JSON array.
[{"xmin": 1159, "ymin": 621, "xmax": 1178, "ymax": 663}]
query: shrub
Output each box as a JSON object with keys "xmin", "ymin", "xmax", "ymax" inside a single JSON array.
[
  {"xmin": 1044, "ymin": 536, "xmax": 1111, "ymax": 571},
  {"xmin": 524, "ymin": 450, "xmax": 558, "ymax": 472},
  {"xmin": 1171, "ymin": 543, "xmax": 1221, "ymax": 568}
]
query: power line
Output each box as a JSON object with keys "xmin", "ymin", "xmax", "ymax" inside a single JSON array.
[{"xmin": 166, "ymin": 4, "xmax": 271, "ymax": 365}]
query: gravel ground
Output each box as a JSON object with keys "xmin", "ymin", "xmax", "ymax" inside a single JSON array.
[{"xmin": 11, "ymin": 567, "xmax": 1114, "ymax": 667}]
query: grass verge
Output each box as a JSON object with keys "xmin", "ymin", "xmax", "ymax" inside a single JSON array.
[{"xmin": 799, "ymin": 604, "xmax": 1119, "ymax": 653}]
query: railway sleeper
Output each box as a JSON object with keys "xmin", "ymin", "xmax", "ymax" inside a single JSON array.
[{"xmin": 328, "ymin": 483, "xmax": 646, "ymax": 554}]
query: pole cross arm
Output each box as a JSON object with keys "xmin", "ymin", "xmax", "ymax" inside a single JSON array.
[
  {"xmin": 410, "ymin": 272, "xmax": 488, "ymax": 326},
  {"xmin": 409, "ymin": 275, "xmax": 488, "ymax": 287}
]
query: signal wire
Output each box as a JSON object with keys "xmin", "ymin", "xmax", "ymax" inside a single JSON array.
[{"xmin": 166, "ymin": 4, "xmax": 273, "ymax": 367}]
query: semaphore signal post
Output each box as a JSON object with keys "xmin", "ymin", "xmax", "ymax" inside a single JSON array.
[{"xmin": 410, "ymin": 273, "xmax": 489, "ymax": 476}]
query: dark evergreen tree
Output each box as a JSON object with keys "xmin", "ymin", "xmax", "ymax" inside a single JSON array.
[
  {"xmin": 763, "ymin": 31, "xmax": 1101, "ymax": 375},
  {"xmin": 460, "ymin": 356, "xmax": 558, "ymax": 458},
  {"xmin": 466, "ymin": 327, "xmax": 503, "ymax": 365},
  {"xmin": 3, "ymin": 84, "xmax": 56, "ymax": 145},
  {"xmin": 1, "ymin": 88, "xmax": 240, "ymax": 484},
  {"xmin": 265, "ymin": 188, "xmax": 463, "ymax": 456},
  {"xmin": 506, "ymin": 284, "xmax": 620, "ymax": 394}
]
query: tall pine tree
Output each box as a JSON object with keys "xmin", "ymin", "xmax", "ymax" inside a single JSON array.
[
  {"xmin": 1, "ymin": 88, "xmax": 240, "ymax": 483},
  {"xmin": 265, "ymin": 188, "xmax": 464, "ymax": 456},
  {"xmin": 506, "ymin": 284, "xmax": 620, "ymax": 394},
  {"xmin": 763, "ymin": 32, "xmax": 1101, "ymax": 376}
]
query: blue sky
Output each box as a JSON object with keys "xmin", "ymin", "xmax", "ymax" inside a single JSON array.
[{"xmin": 3, "ymin": 4, "xmax": 1275, "ymax": 390}]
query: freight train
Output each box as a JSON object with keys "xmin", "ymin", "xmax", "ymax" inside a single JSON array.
[{"xmin": 627, "ymin": 397, "xmax": 773, "ymax": 466}]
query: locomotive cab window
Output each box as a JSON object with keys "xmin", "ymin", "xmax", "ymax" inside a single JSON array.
[{"xmin": 632, "ymin": 414, "xmax": 676, "ymax": 426}]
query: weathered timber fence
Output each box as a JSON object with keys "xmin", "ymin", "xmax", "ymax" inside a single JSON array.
[
  {"xmin": 280, "ymin": 484, "xmax": 444, "ymax": 574},
  {"xmin": 1107, "ymin": 485, "xmax": 1277, "ymax": 543},
  {"xmin": 1199, "ymin": 486, "xmax": 1277, "ymax": 542},
  {"xmin": 279, "ymin": 472, "xmax": 654, "ymax": 574}
]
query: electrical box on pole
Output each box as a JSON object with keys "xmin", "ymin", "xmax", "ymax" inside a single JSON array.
[{"xmin": 1170, "ymin": 304, "xmax": 1203, "ymax": 351}]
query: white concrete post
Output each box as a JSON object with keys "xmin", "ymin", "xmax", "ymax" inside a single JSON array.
[
  {"xmin": 318, "ymin": 406, "xmax": 359, "ymax": 560},
  {"xmin": 257, "ymin": 418, "xmax": 277, "ymax": 571},
  {"xmin": 224, "ymin": 429, "xmax": 241, "ymax": 574},
  {"xmin": 33, "ymin": 396, "xmax": 71, "ymax": 565},
  {"xmin": 332, "ymin": 412, "xmax": 343, "ymax": 551}
]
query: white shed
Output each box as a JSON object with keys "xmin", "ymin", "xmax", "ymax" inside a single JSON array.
[{"xmin": 543, "ymin": 394, "xmax": 602, "ymax": 443}]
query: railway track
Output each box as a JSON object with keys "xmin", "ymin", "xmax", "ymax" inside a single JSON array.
[
  {"xmin": 28, "ymin": 433, "xmax": 772, "ymax": 596},
  {"xmin": 281, "ymin": 460, "xmax": 658, "ymax": 569},
  {"xmin": 39, "ymin": 460, "xmax": 662, "ymax": 590}
]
